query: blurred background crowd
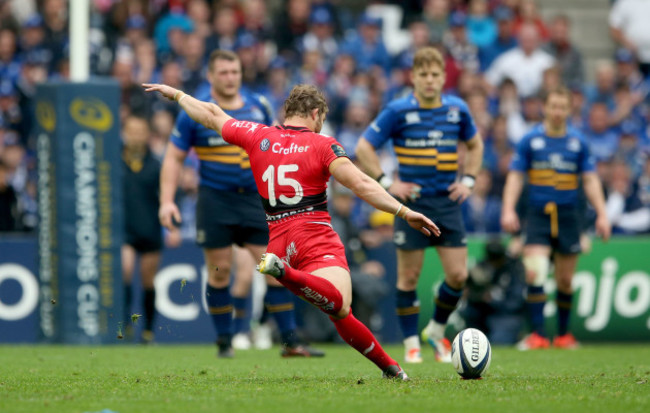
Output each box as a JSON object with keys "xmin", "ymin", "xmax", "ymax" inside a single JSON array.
[{"xmin": 1, "ymin": 0, "xmax": 650, "ymax": 238}]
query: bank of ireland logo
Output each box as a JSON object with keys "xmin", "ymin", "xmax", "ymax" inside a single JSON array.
[
  {"xmin": 260, "ymin": 138, "xmax": 271, "ymax": 151},
  {"xmin": 36, "ymin": 101, "xmax": 56, "ymax": 132},
  {"xmin": 69, "ymin": 97, "xmax": 114, "ymax": 132}
]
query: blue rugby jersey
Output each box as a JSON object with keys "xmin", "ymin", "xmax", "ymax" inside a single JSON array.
[
  {"xmin": 510, "ymin": 124, "xmax": 595, "ymax": 207},
  {"xmin": 171, "ymin": 90, "xmax": 274, "ymax": 192},
  {"xmin": 361, "ymin": 93, "xmax": 478, "ymax": 196}
]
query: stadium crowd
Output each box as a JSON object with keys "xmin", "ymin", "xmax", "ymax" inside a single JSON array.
[{"xmin": 0, "ymin": 0, "xmax": 649, "ymax": 238}]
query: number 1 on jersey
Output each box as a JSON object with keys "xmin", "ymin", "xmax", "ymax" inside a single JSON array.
[{"xmin": 262, "ymin": 164, "xmax": 304, "ymax": 207}]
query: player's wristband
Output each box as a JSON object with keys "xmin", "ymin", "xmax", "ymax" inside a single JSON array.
[
  {"xmin": 461, "ymin": 174, "xmax": 476, "ymax": 189},
  {"xmin": 376, "ymin": 173, "xmax": 393, "ymax": 190},
  {"xmin": 398, "ymin": 205, "xmax": 411, "ymax": 219},
  {"xmin": 178, "ymin": 93, "xmax": 188, "ymax": 104}
]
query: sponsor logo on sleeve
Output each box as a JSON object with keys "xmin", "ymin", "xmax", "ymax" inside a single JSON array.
[
  {"xmin": 260, "ymin": 138, "xmax": 271, "ymax": 151},
  {"xmin": 447, "ymin": 107, "xmax": 460, "ymax": 123},
  {"xmin": 568, "ymin": 138, "xmax": 581, "ymax": 152},
  {"xmin": 331, "ymin": 144, "xmax": 347, "ymax": 158}
]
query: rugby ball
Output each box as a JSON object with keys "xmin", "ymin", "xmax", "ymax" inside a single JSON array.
[{"xmin": 451, "ymin": 328, "xmax": 491, "ymax": 379}]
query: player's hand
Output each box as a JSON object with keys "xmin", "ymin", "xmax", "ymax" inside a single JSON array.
[
  {"xmin": 595, "ymin": 214, "xmax": 611, "ymax": 242},
  {"xmin": 501, "ymin": 209, "xmax": 520, "ymax": 234},
  {"xmin": 389, "ymin": 181, "xmax": 421, "ymax": 202},
  {"xmin": 142, "ymin": 83, "xmax": 180, "ymax": 101},
  {"xmin": 165, "ymin": 227, "xmax": 182, "ymax": 248},
  {"xmin": 159, "ymin": 202, "xmax": 182, "ymax": 230},
  {"xmin": 447, "ymin": 182, "xmax": 472, "ymax": 203},
  {"xmin": 404, "ymin": 210, "xmax": 441, "ymax": 237}
]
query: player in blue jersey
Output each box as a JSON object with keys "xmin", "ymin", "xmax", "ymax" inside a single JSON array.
[
  {"xmin": 159, "ymin": 50, "xmax": 322, "ymax": 358},
  {"xmin": 501, "ymin": 86, "xmax": 611, "ymax": 350},
  {"xmin": 355, "ymin": 47, "xmax": 484, "ymax": 364}
]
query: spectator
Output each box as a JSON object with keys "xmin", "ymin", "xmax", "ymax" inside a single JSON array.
[
  {"xmin": 0, "ymin": 28, "xmax": 20, "ymax": 85},
  {"xmin": 241, "ymin": 0, "xmax": 274, "ymax": 41},
  {"xmin": 568, "ymin": 84, "xmax": 587, "ymax": 130},
  {"xmin": 459, "ymin": 238, "xmax": 526, "ymax": 344},
  {"xmin": 0, "ymin": 81, "xmax": 21, "ymax": 136},
  {"xmin": 179, "ymin": 32, "xmax": 206, "ymax": 94},
  {"xmin": 513, "ymin": 0, "xmax": 549, "ymax": 39},
  {"xmin": 543, "ymin": 14, "xmax": 584, "ymax": 87},
  {"xmin": 507, "ymin": 94, "xmax": 543, "ymax": 144},
  {"xmin": 606, "ymin": 160, "xmax": 650, "ymax": 234},
  {"xmin": 153, "ymin": 10, "xmax": 193, "ymax": 62},
  {"xmin": 466, "ymin": 0, "xmax": 497, "ymax": 48},
  {"xmin": 132, "ymin": 39, "xmax": 157, "ymax": 85},
  {"xmin": 186, "ymin": 0, "xmax": 211, "ymax": 39},
  {"xmin": 422, "ymin": 0, "xmax": 450, "ymax": 44},
  {"xmin": 478, "ymin": 5, "xmax": 517, "ymax": 71},
  {"xmin": 485, "ymin": 23, "xmax": 555, "ymax": 98},
  {"xmin": 614, "ymin": 48, "xmax": 650, "ymax": 105},
  {"xmin": 340, "ymin": 12, "xmax": 391, "ymax": 76},
  {"xmin": 0, "ymin": 159, "xmax": 19, "ymax": 232},
  {"xmin": 18, "ymin": 14, "xmax": 52, "ymax": 65},
  {"xmin": 609, "ymin": 0, "xmax": 650, "ymax": 77},
  {"xmin": 444, "ymin": 11, "xmax": 480, "ymax": 73},
  {"xmin": 299, "ymin": 6, "xmax": 339, "ymax": 71},
  {"xmin": 336, "ymin": 100, "xmax": 372, "ymax": 156},
  {"xmin": 234, "ymin": 32, "xmax": 264, "ymax": 88},
  {"xmin": 585, "ymin": 60, "xmax": 617, "ymax": 110},
  {"xmin": 583, "ymin": 102, "xmax": 620, "ymax": 162},
  {"xmin": 205, "ymin": 5, "xmax": 239, "ymax": 54},
  {"xmin": 41, "ymin": 0, "xmax": 67, "ymax": 73},
  {"xmin": 614, "ymin": 122, "xmax": 645, "ymax": 178},
  {"xmin": 462, "ymin": 169, "xmax": 502, "ymax": 234},
  {"xmin": 273, "ymin": 0, "xmax": 310, "ymax": 59},
  {"xmin": 260, "ymin": 56, "xmax": 294, "ymax": 115}
]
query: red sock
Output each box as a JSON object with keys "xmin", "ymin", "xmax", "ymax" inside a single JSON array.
[
  {"xmin": 278, "ymin": 266, "xmax": 343, "ymax": 314},
  {"xmin": 331, "ymin": 312, "xmax": 397, "ymax": 371}
]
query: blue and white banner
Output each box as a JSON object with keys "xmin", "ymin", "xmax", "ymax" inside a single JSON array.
[{"xmin": 33, "ymin": 80, "xmax": 123, "ymax": 344}]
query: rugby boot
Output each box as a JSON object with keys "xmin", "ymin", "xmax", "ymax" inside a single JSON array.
[
  {"xmin": 281, "ymin": 343, "xmax": 325, "ymax": 358},
  {"xmin": 382, "ymin": 364, "xmax": 410, "ymax": 381},
  {"xmin": 553, "ymin": 333, "xmax": 579, "ymax": 349},
  {"xmin": 257, "ymin": 253, "xmax": 285, "ymax": 278},
  {"xmin": 517, "ymin": 332, "xmax": 550, "ymax": 350}
]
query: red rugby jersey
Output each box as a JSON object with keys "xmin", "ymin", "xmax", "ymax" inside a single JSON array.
[{"xmin": 221, "ymin": 119, "xmax": 348, "ymax": 224}]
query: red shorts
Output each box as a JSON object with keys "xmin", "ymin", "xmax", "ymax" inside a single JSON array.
[{"xmin": 266, "ymin": 220, "xmax": 349, "ymax": 273}]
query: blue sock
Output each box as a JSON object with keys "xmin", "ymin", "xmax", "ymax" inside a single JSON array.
[
  {"xmin": 206, "ymin": 285, "xmax": 233, "ymax": 342},
  {"xmin": 232, "ymin": 296, "xmax": 249, "ymax": 335},
  {"xmin": 396, "ymin": 289, "xmax": 419, "ymax": 338},
  {"xmin": 556, "ymin": 291, "xmax": 573, "ymax": 336},
  {"xmin": 265, "ymin": 286, "xmax": 297, "ymax": 346},
  {"xmin": 527, "ymin": 285, "xmax": 547, "ymax": 336},
  {"xmin": 433, "ymin": 281, "xmax": 463, "ymax": 325}
]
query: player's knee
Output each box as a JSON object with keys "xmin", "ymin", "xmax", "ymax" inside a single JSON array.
[
  {"xmin": 523, "ymin": 255, "xmax": 549, "ymax": 287},
  {"xmin": 445, "ymin": 270, "xmax": 467, "ymax": 289},
  {"xmin": 555, "ymin": 276, "xmax": 572, "ymax": 294},
  {"xmin": 208, "ymin": 264, "xmax": 231, "ymax": 284},
  {"xmin": 330, "ymin": 305, "xmax": 350, "ymax": 320},
  {"xmin": 397, "ymin": 269, "xmax": 420, "ymax": 290}
]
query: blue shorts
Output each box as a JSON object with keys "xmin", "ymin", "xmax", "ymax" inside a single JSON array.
[
  {"xmin": 523, "ymin": 202, "xmax": 581, "ymax": 254},
  {"xmin": 195, "ymin": 186, "xmax": 269, "ymax": 249},
  {"xmin": 394, "ymin": 196, "xmax": 466, "ymax": 250}
]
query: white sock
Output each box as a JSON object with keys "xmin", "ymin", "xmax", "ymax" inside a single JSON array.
[
  {"xmin": 403, "ymin": 335, "xmax": 420, "ymax": 350},
  {"xmin": 427, "ymin": 320, "xmax": 446, "ymax": 341}
]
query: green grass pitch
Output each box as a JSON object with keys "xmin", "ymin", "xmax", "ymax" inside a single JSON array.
[{"xmin": 0, "ymin": 344, "xmax": 648, "ymax": 413}]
